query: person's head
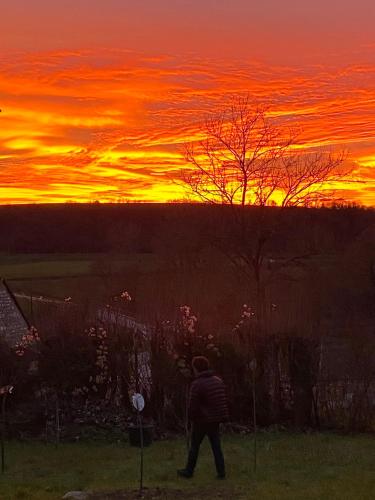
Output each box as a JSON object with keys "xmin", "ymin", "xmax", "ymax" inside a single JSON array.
[{"xmin": 192, "ymin": 356, "xmax": 210, "ymax": 375}]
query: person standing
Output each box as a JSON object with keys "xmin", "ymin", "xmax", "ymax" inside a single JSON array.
[{"xmin": 178, "ymin": 356, "xmax": 229, "ymax": 479}]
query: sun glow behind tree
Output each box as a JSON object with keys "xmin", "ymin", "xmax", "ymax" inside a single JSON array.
[{"xmin": 182, "ymin": 97, "xmax": 349, "ymax": 207}]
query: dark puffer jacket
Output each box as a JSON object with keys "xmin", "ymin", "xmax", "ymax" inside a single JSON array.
[{"xmin": 188, "ymin": 370, "xmax": 229, "ymax": 423}]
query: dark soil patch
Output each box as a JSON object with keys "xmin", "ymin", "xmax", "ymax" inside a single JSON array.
[{"xmin": 90, "ymin": 488, "xmax": 235, "ymax": 499}]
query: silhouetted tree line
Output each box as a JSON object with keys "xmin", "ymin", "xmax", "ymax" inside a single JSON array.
[{"xmin": 0, "ymin": 203, "xmax": 374, "ymax": 255}]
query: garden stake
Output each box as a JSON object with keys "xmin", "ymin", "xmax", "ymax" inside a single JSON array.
[
  {"xmin": 55, "ymin": 397, "xmax": 61, "ymax": 448},
  {"xmin": 132, "ymin": 393, "xmax": 145, "ymax": 494},
  {"xmin": 250, "ymin": 359, "xmax": 257, "ymax": 474},
  {"xmin": 1, "ymin": 394, "xmax": 5, "ymax": 474},
  {"xmin": 0, "ymin": 385, "xmax": 13, "ymax": 474},
  {"xmin": 138, "ymin": 411, "xmax": 144, "ymax": 493}
]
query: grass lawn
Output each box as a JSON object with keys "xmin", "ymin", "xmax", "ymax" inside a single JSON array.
[{"xmin": 0, "ymin": 433, "xmax": 374, "ymax": 499}]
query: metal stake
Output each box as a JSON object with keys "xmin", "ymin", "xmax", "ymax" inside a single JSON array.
[
  {"xmin": 252, "ymin": 365, "xmax": 257, "ymax": 474},
  {"xmin": 138, "ymin": 411, "xmax": 144, "ymax": 493},
  {"xmin": 0, "ymin": 387, "xmax": 13, "ymax": 473},
  {"xmin": 1, "ymin": 393, "xmax": 6, "ymax": 473}
]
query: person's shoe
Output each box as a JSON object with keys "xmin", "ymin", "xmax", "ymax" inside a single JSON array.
[
  {"xmin": 177, "ymin": 469, "xmax": 193, "ymax": 478},
  {"xmin": 216, "ymin": 473, "xmax": 226, "ymax": 479}
]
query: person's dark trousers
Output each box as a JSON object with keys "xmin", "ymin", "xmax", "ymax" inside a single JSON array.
[{"xmin": 186, "ymin": 422, "xmax": 225, "ymax": 476}]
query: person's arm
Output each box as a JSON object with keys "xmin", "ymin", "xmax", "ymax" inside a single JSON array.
[{"xmin": 188, "ymin": 381, "xmax": 200, "ymax": 421}]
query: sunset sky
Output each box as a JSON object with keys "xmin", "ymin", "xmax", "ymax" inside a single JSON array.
[{"xmin": 1, "ymin": 0, "xmax": 375, "ymax": 204}]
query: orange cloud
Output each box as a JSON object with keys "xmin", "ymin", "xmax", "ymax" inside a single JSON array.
[{"xmin": 0, "ymin": 49, "xmax": 375, "ymax": 204}]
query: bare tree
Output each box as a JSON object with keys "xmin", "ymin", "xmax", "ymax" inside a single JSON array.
[
  {"xmin": 182, "ymin": 95, "xmax": 347, "ymax": 208},
  {"xmin": 181, "ymin": 95, "xmax": 348, "ymax": 318},
  {"xmin": 183, "ymin": 96, "xmax": 292, "ymax": 207},
  {"xmin": 278, "ymin": 150, "xmax": 346, "ymax": 207},
  {"xmin": 181, "ymin": 95, "xmax": 350, "ymax": 425}
]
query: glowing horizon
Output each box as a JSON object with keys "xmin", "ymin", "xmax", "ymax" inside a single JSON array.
[{"xmin": 1, "ymin": 1, "xmax": 375, "ymax": 205}]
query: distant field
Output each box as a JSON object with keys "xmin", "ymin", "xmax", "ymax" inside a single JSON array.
[
  {"xmin": 0, "ymin": 253, "xmax": 159, "ymax": 301},
  {"xmin": 0, "ymin": 253, "xmax": 158, "ymax": 279},
  {"xmin": 0, "ymin": 433, "xmax": 373, "ymax": 499},
  {"xmin": 0, "ymin": 259, "xmax": 93, "ymax": 280}
]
